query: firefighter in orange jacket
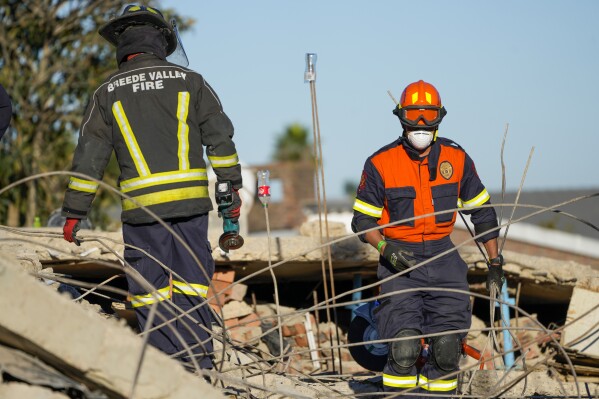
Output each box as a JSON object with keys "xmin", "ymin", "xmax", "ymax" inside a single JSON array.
[{"xmin": 351, "ymin": 80, "xmax": 504, "ymax": 397}]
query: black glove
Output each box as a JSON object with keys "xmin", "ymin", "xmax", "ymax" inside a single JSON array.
[
  {"xmin": 382, "ymin": 242, "xmax": 417, "ymax": 272},
  {"xmin": 220, "ymin": 188, "xmax": 242, "ymax": 222},
  {"xmin": 486, "ymin": 254, "xmax": 505, "ymax": 292}
]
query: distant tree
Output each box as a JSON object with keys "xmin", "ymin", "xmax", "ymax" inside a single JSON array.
[
  {"xmin": 0, "ymin": 1, "xmax": 191, "ymax": 227},
  {"xmin": 272, "ymin": 123, "xmax": 313, "ymax": 162},
  {"xmin": 343, "ymin": 180, "xmax": 358, "ymax": 200}
]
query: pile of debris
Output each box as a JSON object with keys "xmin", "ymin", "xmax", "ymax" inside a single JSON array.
[
  {"xmin": 207, "ymin": 268, "xmax": 366, "ymax": 375},
  {"xmin": 0, "ymin": 227, "xmax": 598, "ymax": 398}
]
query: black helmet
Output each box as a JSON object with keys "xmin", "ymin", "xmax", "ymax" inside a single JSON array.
[{"xmin": 99, "ymin": 5, "xmax": 177, "ymax": 56}]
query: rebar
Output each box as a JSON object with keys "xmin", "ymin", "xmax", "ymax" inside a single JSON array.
[{"xmin": 0, "ymin": 168, "xmax": 597, "ymax": 398}]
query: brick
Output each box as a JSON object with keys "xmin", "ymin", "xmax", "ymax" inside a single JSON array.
[
  {"xmin": 282, "ymin": 325, "xmax": 295, "ymax": 337},
  {"xmin": 228, "ymin": 326, "xmax": 247, "ymax": 344},
  {"xmin": 208, "ymin": 279, "xmax": 231, "ymax": 298},
  {"xmin": 293, "ymin": 322, "xmax": 306, "ymax": 335},
  {"xmin": 294, "ymin": 334, "xmax": 308, "ymax": 347},
  {"xmin": 228, "ymin": 325, "xmax": 262, "ymax": 345},
  {"xmin": 224, "ymin": 317, "xmax": 239, "ymax": 328},
  {"xmin": 207, "ymin": 281, "xmax": 232, "ymax": 310},
  {"xmin": 221, "ymin": 300, "xmax": 253, "ymax": 320},
  {"xmin": 244, "ymin": 326, "xmax": 262, "ymax": 343},
  {"xmin": 227, "ymin": 282, "xmax": 248, "ymax": 302},
  {"xmin": 213, "ymin": 269, "xmax": 235, "ymax": 283},
  {"xmin": 238, "ymin": 312, "xmax": 261, "ymax": 328}
]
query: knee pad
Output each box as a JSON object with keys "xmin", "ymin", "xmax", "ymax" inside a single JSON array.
[
  {"xmin": 390, "ymin": 328, "xmax": 422, "ymax": 370},
  {"xmin": 431, "ymin": 333, "xmax": 462, "ymax": 372}
]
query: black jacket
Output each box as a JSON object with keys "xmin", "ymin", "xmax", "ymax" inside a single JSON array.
[
  {"xmin": 0, "ymin": 84, "xmax": 11, "ymax": 139},
  {"xmin": 62, "ymin": 54, "xmax": 242, "ymax": 224}
]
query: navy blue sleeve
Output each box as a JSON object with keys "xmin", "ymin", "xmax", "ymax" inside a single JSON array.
[
  {"xmin": 459, "ymin": 153, "xmax": 499, "ymax": 242},
  {"xmin": 0, "ymin": 84, "xmax": 12, "ymax": 139},
  {"xmin": 351, "ymin": 158, "xmax": 385, "ymax": 241}
]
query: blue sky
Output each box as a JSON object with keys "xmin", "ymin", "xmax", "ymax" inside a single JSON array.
[{"xmin": 161, "ymin": 0, "xmax": 599, "ymax": 200}]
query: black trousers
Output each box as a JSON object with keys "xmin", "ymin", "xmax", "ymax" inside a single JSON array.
[{"xmin": 123, "ymin": 214, "xmax": 215, "ymax": 369}]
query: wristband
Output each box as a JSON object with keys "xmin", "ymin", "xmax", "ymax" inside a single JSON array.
[{"xmin": 377, "ymin": 240, "xmax": 386, "ymax": 253}]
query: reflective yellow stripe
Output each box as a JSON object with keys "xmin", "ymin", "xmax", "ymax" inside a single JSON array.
[
  {"xmin": 353, "ymin": 198, "xmax": 383, "ymax": 218},
  {"xmin": 68, "ymin": 177, "xmax": 99, "ymax": 193},
  {"xmin": 382, "ymin": 374, "xmax": 418, "ymax": 388},
  {"xmin": 177, "ymin": 92, "xmax": 190, "ymax": 170},
  {"xmin": 459, "ymin": 188, "xmax": 490, "ymax": 209},
  {"xmin": 130, "ymin": 286, "xmax": 171, "ymax": 308},
  {"xmin": 208, "ymin": 153, "xmax": 239, "ymax": 168},
  {"xmin": 120, "ymin": 169, "xmax": 208, "ymax": 193},
  {"xmin": 112, "ymin": 101, "xmax": 150, "ymax": 177},
  {"xmin": 418, "ymin": 375, "xmax": 458, "ymax": 392},
  {"xmin": 172, "ymin": 280, "xmax": 208, "ymax": 298},
  {"xmin": 122, "ymin": 186, "xmax": 209, "ymax": 211}
]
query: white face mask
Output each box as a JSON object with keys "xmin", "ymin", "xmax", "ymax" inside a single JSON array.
[{"xmin": 407, "ymin": 130, "xmax": 434, "ymax": 150}]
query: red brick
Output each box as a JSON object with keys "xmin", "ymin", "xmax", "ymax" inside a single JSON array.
[
  {"xmin": 294, "ymin": 334, "xmax": 309, "ymax": 347},
  {"xmin": 228, "ymin": 326, "xmax": 247, "ymax": 343},
  {"xmin": 211, "ymin": 279, "xmax": 231, "ymax": 292},
  {"xmin": 244, "ymin": 326, "xmax": 262, "ymax": 343},
  {"xmin": 224, "ymin": 317, "xmax": 239, "ymax": 328},
  {"xmin": 282, "ymin": 325, "xmax": 294, "ymax": 337},
  {"xmin": 293, "ymin": 322, "xmax": 306, "ymax": 335},
  {"xmin": 238, "ymin": 312, "xmax": 261, "ymax": 328},
  {"xmin": 208, "ymin": 280, "xmax": 232, "ymax": 300},
  {"xmin": 213, "ymin": 269, "xmax": 235, "ymax": 283}
]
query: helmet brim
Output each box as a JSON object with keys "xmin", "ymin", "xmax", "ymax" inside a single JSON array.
[{"xmin": 98, "ymin": 11, "xmax": 177, "ymax": 56}]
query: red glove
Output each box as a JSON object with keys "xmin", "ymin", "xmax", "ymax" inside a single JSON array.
[{"xmin": 63, "ymin": 218, "xmax": 81, "ymax": 246}]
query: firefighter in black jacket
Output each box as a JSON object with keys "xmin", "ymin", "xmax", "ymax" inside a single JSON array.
[{"xmin": 62, "ymin": 5, "xmax": 242, "ymax": 371}]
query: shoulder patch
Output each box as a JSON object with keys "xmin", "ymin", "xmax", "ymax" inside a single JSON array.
[
  {"xmin": 439, "ymin": 161, "xmax": 453, "ymax": 180},
  {"xmin": 358, "ymin": 171, "xmax": 367, "ymax": 193}
]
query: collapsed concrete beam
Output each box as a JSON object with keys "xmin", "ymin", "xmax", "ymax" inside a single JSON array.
[{"xmin": 0, "ymin": 253, "xmax": 223, "ymax": 399}]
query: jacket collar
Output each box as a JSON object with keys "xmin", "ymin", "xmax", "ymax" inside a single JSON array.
[{"xmin": 399, "ymin": 138, "xmax": 440, "ymax": 181}]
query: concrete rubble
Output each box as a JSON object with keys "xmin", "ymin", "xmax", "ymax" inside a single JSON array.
[
  {"xmin": 0, "ymin": 225, "xmax": 598, "ymax": 397},
  {"xmin": 0, "ymin": 248, "xmax": 224, "ymax": 399}
]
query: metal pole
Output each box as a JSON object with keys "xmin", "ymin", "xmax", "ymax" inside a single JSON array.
[
  {"xmin": 500, "ymin": 282, "xmax": 516, "ymax": 368},
  {"xmin": 304, "ymin": 53, "xmax": 343, "ymax": 373}
]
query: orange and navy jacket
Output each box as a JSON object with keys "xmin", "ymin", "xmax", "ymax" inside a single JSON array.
[{"xmin": 351, "ymin": 137, "xmax": 499, "ymax": 243}]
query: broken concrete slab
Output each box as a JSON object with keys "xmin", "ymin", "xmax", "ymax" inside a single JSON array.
[
  {"xmin": 0, "ymin": 252, "xmax": 224, "ymax": 399},
  {"xmin": 3, "ymin": 228, "xmax": 597, "ymax": 290},
  {"xmin": 562, "ymin": 286, "xmax": 599, "ymax": 356}
]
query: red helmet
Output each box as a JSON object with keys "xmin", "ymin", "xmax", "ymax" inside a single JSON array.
[{"xmin": 393, "ymin": 80, "xmax": 447, "ymax": 130}]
